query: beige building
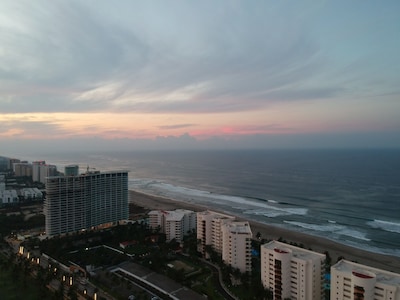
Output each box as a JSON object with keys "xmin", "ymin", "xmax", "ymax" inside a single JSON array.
[
  {"xmin": 222, "ymin": 221, "xmax": 252, "ymax": 273},
  {"xmin": 14, "ymin": 162, "xmax": 33, "ymax": 177},
  {"xmin": 331, "ymin": 259, "xmax": 400, "ymax": 300},
  {"xmin": 148, "ymin": 209, "xmax": 196, "ymax": 242},
  {"xmin": 196, "ymin": 210, "xmax": 235, "ymax": 256},
  {"xmin": 261, "ymin": 240, "xmax": 325, "ymax": 300}
]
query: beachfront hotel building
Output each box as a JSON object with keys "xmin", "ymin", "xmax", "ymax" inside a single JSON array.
[
  {"xmin": 261, "ymin": 240, "xmax": 325, "ymax": 300},
  {"xmin": 221, "ymin": 221, "xmax": 252, "ymax": 273},
  {"xmin": 196, "ymin": 210, "xmax": 235, "ymax": 256},
  {"xmin": 44, "ymin": 170, "xmax": 128, "ymax": 237},
  {"xmin": 148, "ymin": 209, "xmax": 196, "ymax": 242},
  {"xmin": 331, "ymin": 259, "xmax": 400, "ymax": 300}
]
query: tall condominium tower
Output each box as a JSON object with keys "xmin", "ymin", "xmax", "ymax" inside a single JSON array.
[
  {"xmin": 196, "ymin": 210, "xmax": 235, "ymax": 256},
  {"xmin": 331, "ymin": 259, "xmax": 400, "ymax": 300},
  {"xmin": 221, "ymin": 221, "xmax": 252, "ymax": 273},
  {"xmin": 44, "ymin": 170, "xmax": 128, "ymax": 237},
  {"xmin": 261, "ymin": 240, "xmax": 326, "ymax": 300}
]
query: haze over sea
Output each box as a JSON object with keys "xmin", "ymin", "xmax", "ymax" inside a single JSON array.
[{"xmin": 40, "ymin": 149, "xmax": 400, "ymax": 257}]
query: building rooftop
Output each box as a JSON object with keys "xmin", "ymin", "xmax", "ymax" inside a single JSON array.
[
  {"xmin": 165, "ymin": 211, "xmax": 185, "ymax": 222},
  {"xmin": 262, "ymin": 240, "xmax": 325, "ymax": 260},
  {"xmin": 225, "ymin": 221, "xmax": 252, "ymax": 234},
  {"xmin": 198, "ymin": 210, "xmax": 235, "ymax": 218},
  {"xmin": 332, "ymin": 259, "xmax": 400, "ymax": 286}
]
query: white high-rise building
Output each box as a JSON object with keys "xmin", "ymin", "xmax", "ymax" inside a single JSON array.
[
  {"xmin": 196, "ymin": 210, "xmax": 235, "ymax": 256},
  {"xmin": 222, "ymin": 221, "xmax": 252, "ymax": 273},
  {"xmin": 148, "ymin": 209, "xmax": 196, "ymax": 242},
  {"xmin": 44, "ymin": 170, "xmax": 128, "ymax": 237},
  {"xmin": 32, "ymin": 161, "xmax": 46, "ymax": 183},
  {"xmin": 261, "ymin": 240, "xmax": 325, "ymax": 300},
  {"xmin": 32, "ymin": 161, "xmax": 58, "ymax": 184},
  {"xmin": 331, "ymin": 259, "xmax": 400, "ymax": 300}
]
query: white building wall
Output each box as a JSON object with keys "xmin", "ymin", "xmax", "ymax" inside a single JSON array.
[
  {"xmin": 148, "ymin": 210, "xmax": 165, "ymax": 232},
  {"xmin": 261, "ymin": 240, "xmax": 325, "ymax": 300},
  {"xmin": 222, "ymin": 221, "xmax": 252, "ymax": 273},
  {"xmin": 196, "ymin": 211, "xmax": 235, "ymax": 256},
  {"xmin": 149, "ymin": 209, "xmax": 196, "ymax": 242},
  {"xmin": 331, "ymin": 260, "xmax": 400, "ymax": 300},
  {"xmin": 0, "ymin": 190, "xmax": 18, "ymax": 204}
]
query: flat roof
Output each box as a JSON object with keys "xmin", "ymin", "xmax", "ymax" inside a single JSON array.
[
  {"xmin": 332, "ymin": 260, "xmax": 400, "ymax": 286},
  {"xmin": 262, "ymin": 240, "xmax": 325, "ymax": 260}
]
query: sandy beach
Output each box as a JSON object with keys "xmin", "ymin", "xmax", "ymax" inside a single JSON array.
[{"xmin": 129, "ymin": 190, "xmax": 400, "ymax": 274}]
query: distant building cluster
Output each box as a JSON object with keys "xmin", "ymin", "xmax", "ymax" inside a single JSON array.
[
  {"xmin": 0, "ymin": 156, "xmax": 60, "ymax": 206},
  {"xmin": 0, "ymin": 173, "xmax": 43, "ymax": 205}
]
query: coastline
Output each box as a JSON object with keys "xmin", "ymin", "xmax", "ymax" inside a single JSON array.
[{"xmin": 129, "ymin": 190, "xmax": 400, "ymax": 274}]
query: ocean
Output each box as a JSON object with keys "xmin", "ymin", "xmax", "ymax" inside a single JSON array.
[{"xmin": 40, "ymin": 149, "xmax": 400, "ymax": 257}]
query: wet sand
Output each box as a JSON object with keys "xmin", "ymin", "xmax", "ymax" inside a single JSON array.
[{"xmin": 129, "ymin": 190, "xmax": 400, "ymax": 274}]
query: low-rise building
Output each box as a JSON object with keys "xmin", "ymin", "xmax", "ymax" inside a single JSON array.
[{"xmin": 0, "ymin": 189, "xmax": 18, "ymax": 205}]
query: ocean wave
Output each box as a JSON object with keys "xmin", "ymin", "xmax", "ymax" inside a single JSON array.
[
  {"xmin": 243, "ymin": 208, "xmax": 306, "ymax": 218},
  {"xmin": 130, "ymin": 179, "xmax": 308, "ymax": 216},
  {"xmin": 283, "ymin": 220, "xmax": 371, "ymax": 241},
  {"xmin": 367, "ymin": 219, "xmax": 400, "ymax": 234}
]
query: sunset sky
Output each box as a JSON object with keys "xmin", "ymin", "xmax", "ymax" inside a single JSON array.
[{"xmin": 1, "ymin": 1, "xmax": 400, "ymax": 154}]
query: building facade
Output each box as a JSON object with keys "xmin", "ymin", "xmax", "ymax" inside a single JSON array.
[
  {"xmin": 14, "ymin": 162, "xmax": 33, "ymax": 177},
  {"xmin": 221, "ymin": 221, "xmax": 252, "ymax": 273},
  {"xmin": 44, "ymin": 170, "xmax": 128, "ymax": 237},
  {"xmin": 331, "ymin": 259, "xmax": 400, "ymax": 300},
  {"xmin": 64, "ymin": 165, "xmax": 79, "ymax": 176},
  {"xmin": 32, "ymin": 161, "xmax": 58, "ymax": 184},
  {"xmin": 196, "ymin": 210, "xmax": 235, "ymax": 256},
  {"xmin": 148, "ymin": 209, "xmax": 196, "ymax": 242},
  {"xmin": 261, "ymin": 240, "xmax": 325, "ymax": 300}
]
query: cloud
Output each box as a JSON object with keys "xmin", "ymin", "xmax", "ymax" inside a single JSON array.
[
  {"xmin": 0, "ymin": 119, "xmax": 66, "ymax": 138},
  {"xmin": 158, "ymin": 124, "xmax": 196, "ymax": 130},
  {"xmin": 0, "ymin": 1, "xmax": 333, "ymax": 115},
  {"xmin": 0, "ymin": 0, "xmax": 399, "ymax": 151}
]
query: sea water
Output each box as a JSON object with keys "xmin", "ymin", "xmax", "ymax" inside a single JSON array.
[{"xmin": 41, "ymin": 149, "xmax": 400, "ymax": 257}]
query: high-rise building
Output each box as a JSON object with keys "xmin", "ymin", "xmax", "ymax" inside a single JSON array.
[
  {"xmin": 148, "ymin": 209, "xmax": 196, "ymax": 242},
  {"xmin": 261, "ymin": 240, "xmax": 325, "ymax": 300},
  {"xmin": 32, "ymin": 161, "xmax": 46, "ymax": 182},
  {"xmin": 64, "ymin": 165, "xmax": 79, "ymax": 176},
  {"xmin": 331, "ymin": 259, "xmax": 400, "ymax": 300},
  {"xmin": 44, "ymin": 170, "xmax": 128, "ymax": 237},
  {"xmin": 0, "ymin": 156, "xmax": 9, "ymax": 172},
  {"xmin": 196, "ymin": 210, "xmax": 235, "ymax": 256},
  {"xmin": 221, "ymin": 221, "xmax": 252, "ymax": 273},
  {"xmin": 14, "ymin": 162, "xmax": 33, "ymax": 177}
]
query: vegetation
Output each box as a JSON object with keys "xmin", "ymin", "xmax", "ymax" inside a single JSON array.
[{"xmin": 0, "ymin": 252, "xmax": 54, "ymax": 300}]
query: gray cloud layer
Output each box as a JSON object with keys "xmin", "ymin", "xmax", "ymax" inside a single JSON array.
[{"xmin": 1, "ymin": 1, "xmax": 399, "ymax": 114}]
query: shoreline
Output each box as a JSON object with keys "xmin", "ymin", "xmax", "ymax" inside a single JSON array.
[{"xmin": 129, "ymin": 190, "xmax": 400, "ymax": 274}]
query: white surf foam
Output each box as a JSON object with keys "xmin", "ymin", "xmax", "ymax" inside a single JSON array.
[
  {"xmin": 284, "ymin": 220, "xmax": 371, "ymax": 241},
  {"xmin": 367, "ymin": 219, "xmax": 400, "ymax": 234},
  {"xmin": 130, "ymin": 179, "xmax": 308, "ymax": 216}
]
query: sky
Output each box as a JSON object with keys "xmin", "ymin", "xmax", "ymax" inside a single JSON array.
[{"xmin": 1, "ymin": 1, "xmax": 400, "ymax": 155}]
